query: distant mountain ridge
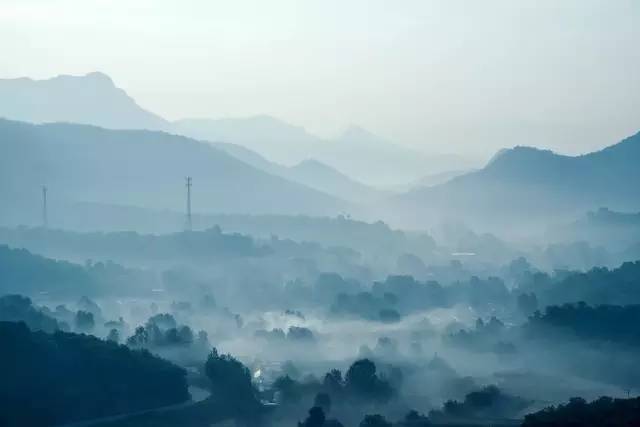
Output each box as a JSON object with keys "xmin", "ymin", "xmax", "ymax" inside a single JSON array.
[
  {"xmin": 0, "ymin": 118, "xmax": 348, "ymax": 227},
  {"xmin": 176, "ymin": 117, "xmax": 477, "ymax": 186},
  {"xmin": 387, "ymin": 134, "xmax": 640, "ymax": 231},
  {"xmin": 172, "ymin": 115, "xmax": 318, "ymax": 166},
  {"xmin": 1, "ymin": 71, "xmax": 475, "ymax": 187},
  {"xmin": 206, "ymin": 141, "xmax": 384, "ymax": 203},
  {"xmin": 0, "ymin": 72, "xmax": 169, "ymax": 130}
]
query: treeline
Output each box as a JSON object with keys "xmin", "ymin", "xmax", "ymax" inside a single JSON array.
[
  {"xmin": 0, "ymin": 321, "xmax": 189, "ymax": 427},
  {"xmin": 523, "ymin": 396, "xmax": 640, "ymax": 426},
  {"xmin": 446, "ymin": 302, "xmax": 640, "ymax": 355},
  {"xmin": 193, "ymin": 214, "xmax": 437, "ymax": 259},
  {"xmin": 0, "ymin": 244, "xmax": 153, "ymax": 296},
  {"xmin": 295, "ymin": 383, "xmax": 528, "ymax": 427},
  {"xmin": 525, "ymin": 303, "xmax": 640, "ymax": 347},
  {"xmin": 127, "ymin": 313, "xmax": 210, "ymax": 351},
  {"xmin": 328, "ymin": 274, "xmax": 512, "ymax": 322},
  {"xmin": 0, "ymin": 226, "xmax": 270, "ymax": 261},
  {"xmin": 273, "ymin": 358, "xmax": 397, "ymax": 409},
  {"xmin": 517, "ymin": 260, "xmax": 640, "ymax": 306},
  {"xmin": 0, "ymin": 294, "xmax": 61, "ymax": 332}
]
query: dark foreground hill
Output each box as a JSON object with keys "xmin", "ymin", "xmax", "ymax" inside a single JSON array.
[{"xmin": 0, "ymin": 321, "xmax": 188, "ymax": 426}]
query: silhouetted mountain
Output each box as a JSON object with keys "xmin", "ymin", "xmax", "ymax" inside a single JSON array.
[
  {"xmin": 0, "ymin": 72, "xmax": 473, "ymax": 188},
  {"xmin": 173, "ymin": 115, "xmax": 318, "ymax": 166},
  {"xmin": 547, "ymin": 207, "xmax": 640, "ymax": 255},
  {"xmin": 402, "ymin": 169, "xmax": 475, "ymax": 191},
  {"xmin": 314, "ymin": 125, "xmax": 476, "ymax": 187},
  {"xmin": 0, "ymin": 72, "xmax": 168, "ymax": 130},
  {"xmin": 389, "ymin": 134, "xmax": 640, "ymax": 231},
  {"xmin": 175, "ymin": 119, "xmax": 474, "ymax": 187},
  {"xmin": 286, "ymin": 159, "xmax": 385, "ymax": 203},
  {"xmin": 209, "ymin": 143, "xmax": 385, "ymax": 203},
  {"xmin": 0, "ymin": 119, "xmax": 347, "ymax": 227}
]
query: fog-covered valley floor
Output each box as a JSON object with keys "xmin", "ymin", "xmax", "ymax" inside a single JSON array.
[{"xmin": 3, "ymin": 213, "xmax": 640, "ymax": 426}]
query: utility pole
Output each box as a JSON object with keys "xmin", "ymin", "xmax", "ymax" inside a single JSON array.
[
  {"xmin": 185, "ymin": 176, "xmax": 192, "ymax": 231},
  {"xmin": 42, "ymin": 185, "xmax": 48, "ymax": 229}
]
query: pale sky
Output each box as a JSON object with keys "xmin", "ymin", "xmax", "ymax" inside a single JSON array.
[{"xmin": 1, "ymin": 0, "xmax": 639, "ymax": 159}]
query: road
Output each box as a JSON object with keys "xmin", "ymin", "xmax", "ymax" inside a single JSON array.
[{"xmin": 54, "ymin": 386, "xmax": 211, "ymax": 427}]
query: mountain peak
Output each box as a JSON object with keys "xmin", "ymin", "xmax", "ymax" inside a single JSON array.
[
  {"xmin": 0, "ymin": 71, "xmax": 167, "ymax": 130},
  {"xmin": 338, "ymin": 125, "xmax": 388, "ymax": 146},
  {"xmin": 486, "ymin": 145, "xmax": 559, "ymax": 168},
  {"xmin": 82, "ymin": 71, "xmax": 115, "ymax": 85},
  {"xmin": 41, "ymin": 71, "xmax": 116, "ymax": 88},
  {"xmin": 294, "ymin": 158, "xmax": 333, "ymax": 171}
]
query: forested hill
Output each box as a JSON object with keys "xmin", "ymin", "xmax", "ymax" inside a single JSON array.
[{"xmin": 0, "ymin": 321, "xmax": 188, "ymax": 426}]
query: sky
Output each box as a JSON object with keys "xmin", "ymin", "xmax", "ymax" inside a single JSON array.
[{"xmin": 1, "ymin": 0, "xmax": 639, "ymax": 159}]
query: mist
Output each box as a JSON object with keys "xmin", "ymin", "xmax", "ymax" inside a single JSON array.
[{"xmin": 2, "ymin": 2, "xmax": 640, "ymax": 427}]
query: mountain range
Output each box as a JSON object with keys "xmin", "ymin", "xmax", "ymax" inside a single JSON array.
[
  {"xmin": 0, "ymin": 118, "xmax": 349, "ymax": 227},
  {"xmin": 0, "ymin": 72, "xmax": 169, "ymax": 131},
  {"xmin": 1, "ymin": 72, "xmax": 639, "ymax": 235},
  {"xmin": 0, "ymin": 72, "xmax": 472, "ymax": 188},
  {"xmin": 385, "ymin": 134, "xmax": 640, "ymax": 231},
  {"xmin": 207, "ymin": 141, "xmax": 385, "ymax": 204},
  {"xmin": 175, "ymin": 118, "xmax": 473, "ymax": 186}
]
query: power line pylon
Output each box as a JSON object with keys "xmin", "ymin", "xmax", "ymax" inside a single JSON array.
[
  {"xmin": 185, "ymin": 176, "xmax": 192, "ymax": 231},
  {"xmin": 42, "ymin": 185, "xmax": 48, "ymax": 229}
]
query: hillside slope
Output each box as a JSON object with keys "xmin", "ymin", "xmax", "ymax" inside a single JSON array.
[
  {"xmin": 0, "ymin": 72, "xmax": 168, "ymax": 130},
  {"xmin": 0, "ymin": 119, "xmax": 347, "ymax": 226},
  {"xmin": 209, "ymin": 142, "xmax": 385, "ymax": 203},
  {"xmin": 388, "ymin": 133, "xmax": 640, "ymax": 230}
]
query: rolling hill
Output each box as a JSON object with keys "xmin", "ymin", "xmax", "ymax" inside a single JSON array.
[
  {"xmin": 0, "ymin": 118, "xmax": 348, "ymax": 227},
  {"xmin": 208, "ymin": 142, "xmax": 385, "ymax": 203},
  {"xmin": 172, "ymin": 115, "xmax": 318, "ymax": 166},
  {"xmin": 0, "ymin": 72, "xmax": 389, "ymax": 201},
  {"xmin": 387, "ymin": 133, "xmax": 640, "ymax": 231},
  {"xmin": 176, "ymin": 118, "xmax": 474, "ymax": 187}
]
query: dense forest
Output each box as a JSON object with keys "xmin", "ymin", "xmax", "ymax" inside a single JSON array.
[{"xmin": 0, "ymin": 321, "xmax": 188, "ymax": 426}]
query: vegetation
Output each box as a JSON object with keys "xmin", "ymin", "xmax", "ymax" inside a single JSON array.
[
  {"xmin": 0, "ymin": 321, "xmax": 188, "ymax": 427},
  {"xmin": 0, "ymin": 294, "xmax": 62, "ymax": 332},
  {"xmin": 0, "ymin": 244, "xmax": 149, "ymax": 296},
  {"xmin": 523, "ymin": 396, "xmax": 640, "ymax": 426},
  {"xmin": 428, "ymin": 385, "xmax": 529, "ymax": 422},
  {"xmin": 518, "ymin": 261, "xmax": 640, "ymax": 306},
  {"xmin": 525, "ymin": 303, "xmax": 640, "ymax": 347},
  {"xmin": 204, "ymin": 347, "xmax": 259, "ymax": 410}
]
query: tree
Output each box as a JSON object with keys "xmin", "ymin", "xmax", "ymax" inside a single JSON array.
[
  {"xmin": 273, "ymin": 375, "xmax": 300, "ymax": 404},
  {"xmin": 0, "ymin": 321, "xmax": 188, "ymax": 427},
  {"xmin": 107, "ymin": 328, "xmax": 120, "ymax": 343},
  {"xmin": 314, "ymin": 392, "xmax": 332, "ymax": 414},
  {"xmin": 346, "ymin": 359, "xmax": 377, "ymax": 391},
  {"xmin": 204, "ymin": 348, "xmax": 257, "ymax": 408},
  {"xmin": 298, "ymin": 406, "xmax": 326, "ymax": 427},
  {"xmin": 523, "ymin": 396, "xmax": 640, "ymax": 426},
  {"xmin": 345, "ymin": 359, "xmax": 393, "ymax": 403},
  {"xmin": 398, "ymin": 410, "xmax": 431, "ymax": 426},
  {"xmin": 359, "ymin": 414, "xmax": 392, "ymax": 427},
  {"xmin": 287, "ymin": 326, "xmax": 315, "ymax": 342},
  {"xmin": 0, "ymin": 294, "xmax": 60, "ymax": 332},
  {"xmin": 74, "ymin": 310, "xmax": 94, "ymax": 332},
  {"xmin": 127, "ymin": 326, "xmax": 148, "ymax": 346}
]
